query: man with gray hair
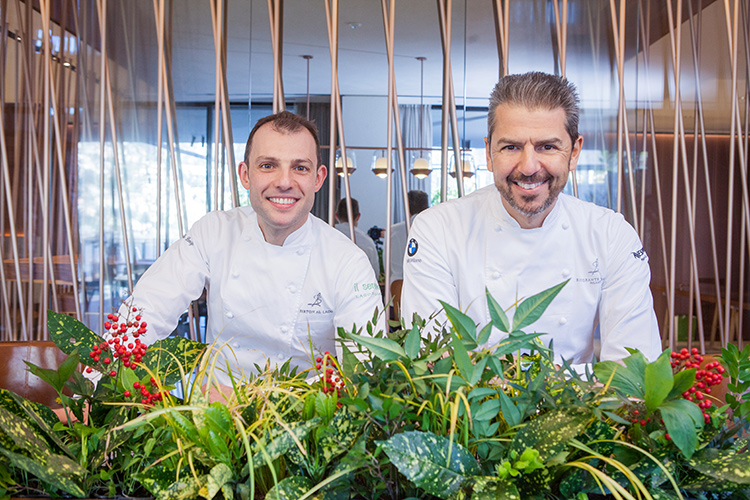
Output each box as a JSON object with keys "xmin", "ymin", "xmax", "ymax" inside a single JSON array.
[{"xmin": 401, "ymin": 72, "xmax": 661, "ymax": 370}]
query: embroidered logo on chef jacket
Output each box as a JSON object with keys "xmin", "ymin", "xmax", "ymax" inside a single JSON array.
[
  {"xmin": 184, "ymin": 235, "xmax": 194, "ymax": 246},
  {"xmin": 353, "ymin": 281, "xmax": 380, "ymax": 299},
  {"xmin": 300, "ymin": 292, "xmax": 332, "ymax": 315},
  {"xmin": 407, "ymin": 238, "xmax": 418, "ymax": 257},
  {"xmin": 577, "ymin": 258, "xmax": 603, "ymax": 285},
  {"xmin": 632, "ymin": 247, "xmax": 647, "ymax": 261}
]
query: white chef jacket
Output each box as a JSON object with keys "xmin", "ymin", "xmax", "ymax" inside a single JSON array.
[
  {"xmin": 401, "ymin": 185, "xmax": 662, "ymax": 367},
  {"xmin": 334, "ymin": 223, "xmax": 380, "ymax": 276},
  {"xmin": 125, "ymin": 207, "xmax": 384, "ymax": 382},
  {"xmin": 389, "ymin": 217, "xmax": 411, "ymax": 285}
]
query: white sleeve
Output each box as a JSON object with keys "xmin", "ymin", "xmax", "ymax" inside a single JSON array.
[
  {"xmin": 121, "ymin": 222, "xmax": 211, "ymax": 344},
  {"xmin": 399, "ymin": 212, "xmax": 457, "ymax": 331},
  {"xmin": 332, "ymin": 250, "xmax": 386, "ymax": 360},
  {"xmin": 598, "ymin": 221, "xmax": 662, "ymax": 362}
]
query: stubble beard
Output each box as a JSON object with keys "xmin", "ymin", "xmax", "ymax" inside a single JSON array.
[{"xmin": 496, "ymin": 169, "xmax": 569, "ymax": 219}]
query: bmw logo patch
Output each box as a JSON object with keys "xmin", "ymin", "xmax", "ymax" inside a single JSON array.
[{"xmin": 407, "ymin": 238, "xmax": 418, "ymax": 257}]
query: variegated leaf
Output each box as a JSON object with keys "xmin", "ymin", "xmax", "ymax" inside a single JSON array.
[
  {"xmin": 380, "ymin": 431, "xmax": 480, "ymax": 498},
  {"xmin": 0, "ymin": 448, "xmax": 85, "ymax": 497},
  {"xmin": 688, "ymin": 448, "xmax": 750, "ymax": 485},
  {"xmin": 265, "ymin": 476, "xmax": 314, "ymax": 500},
  {"xmin": 509, "ymin": 406, "xmax": 592, "ymax": 462},
  {"xmin": 317, "ymin": 406, "xmax": 361, "ymax": 463}
]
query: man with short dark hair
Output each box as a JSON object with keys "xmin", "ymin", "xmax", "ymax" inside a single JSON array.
[
  {"xmin": 401, "ymin": 72, "xmax": 661, "ymax": 370},
  {"xmin": 335, "ymin": 197, "xmax": 380, "ymax": 275},
  {"xmin": 126, "ymin": 111, "xmax": 384, "ymax": 383}
]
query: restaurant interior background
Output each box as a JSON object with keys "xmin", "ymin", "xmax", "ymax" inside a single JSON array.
[{"xmin": 1, "ymin": 0, "xmax": 749, "ymax": 354}]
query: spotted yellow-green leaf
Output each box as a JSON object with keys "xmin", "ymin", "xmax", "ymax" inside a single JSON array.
[
  {"xmin": 317, "ymin": 406, "xmax": 361, "ymax": 463},
  {"xmin": 265, "ymin": 476, "xmax": 314, "ymax": 500},
  {"xmin": 251, "ymin": 418, "xmax": 320, "ymax": 467},
  {"xmin": 509, "ymin": 406, "xmax": 592, "ymax": 462},
  {"xmin": 468, "ymin": 476, "xmax": 520, "ymax": 499},
  {"xmin": 47, "ymin": 310, "xmax": 103, "ymax": 367},
  {"xmin": 0, "ymin": 406, "xmax": 51, "ymax": 460},
  {"xmin": 0, "ymin": 448, "xmax": 84, "ymax": 497},
  {"xmin": 688, "ymin": 448, "xmax": 750, "ymax": 484},
  {"xmin": 199, "ymin": 463, "xmax": 233, "ymax": 500},
  {"xmin": 380, "ymin": 430, "xmax": 480, "ymax": 498},
  {"xmin": 135, "ymin": 464, "xmax": 190, "ymax": 499},
  {"xmin": 137, "ymin": 337, "xmax": 206, "ymax": 387}
]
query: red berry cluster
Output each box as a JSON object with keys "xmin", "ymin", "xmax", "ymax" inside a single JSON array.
[
  {"xmin": 670, "ymin": 347, "xmax": 725, "ymax": 424},
  {"xmin": 131, "ymin": 377, "xmax": 166, "ymax": 406},
  {"xmin": 84, "ymin": 307, "xmax": 150, "ymax": 393},
  {"xmin": 315, "ymin": 351, "xmax": 345, "ymax": 397}
]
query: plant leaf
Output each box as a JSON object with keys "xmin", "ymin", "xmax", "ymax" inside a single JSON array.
[
  {"xmin": 660, "ymin": 399, "xmax": 703, "ymax": 459},
  {"xmin": 487, "ymin": 291, "xmax": 511, "ymax": 333},
  {"xmin": 688, "ymin": 448, "xmax": 750, "ymax": 485},
  {"xmin": 251, "ymin": 418, "xmax": 321, "ymax": 466},
  {"xmin": 47, "ymin": 310, "xmax": 103, "ymax": 367},
  {"xmin": 509, "ymin": 406, "xmax": 591, "ymax": 461},
  {"xmin": 667, "ymin": 368, "xmax": 696, "ymax": 400},
  {"xmin": 317, "ymin": 406, "xmax": 361, "ymax": 463},
  {"xmin": 511, "ymin": 280, "xmax": 568, "ymax": 332},
  {"xmin": 380, "ymin": 431, "xmax": 480, "ymax": 498},
  {"xmin": 467, "ymin": 476, "xmax": 520, "ymax": 499},
  {"xmin": 497, "ymin": 390, "xmax": 522, "ymax": 428},
  {"xmin": 472, "ymin": 398, "xmax": 500, "ymax": 422},
  {"xmin": 404, "ymin": 324, "xmax": 421, "ymax": 360},
  {"xmin": 440, "ymin": 300, "xmax": 478, "ymax": 345},
  {"xmin": 644, "ymin": 352, "xmax": 674, "ymax": 412},
  {"xmin": 451, "ymin": 331, "xmax": 474, "ymax": 383},
  {"xmin": 0, "ymin": 448, "xmax": 85, "ymax": 497},
  {"xmin": 348, "ymin": 333, "xmax": 406, "ymax": 362},
  {"xmin": 138, "ymin": 337, "xmax": 205, "ymax": 387},
  {"xmin": 265, "ymin": 476, "xmax": 314, "ymax": 500}
]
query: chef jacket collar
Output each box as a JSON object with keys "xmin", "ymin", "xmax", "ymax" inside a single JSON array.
[
  {"xmin": 244, "ymin": 210, "xmax": 314, "ymax": 247},
  {"xmin": 489, "ymin": 186, "xmax": 564, "ymax": 230}
]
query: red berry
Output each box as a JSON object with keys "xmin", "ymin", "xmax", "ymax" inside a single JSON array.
[
  {"xmin": 85, "ymin": 367, "xmax": 93, "ymax": 373},
  {"xmin": 104, "ymin": 321, "xmax": 111, "ymax": 329},
  {"xmin": 94, "ymin": 356, "xmax": 100, "ymax": 362},
  {"xmin": 110, "ymin": 370, "xmax": 117, "ymax": 377},
  {"xmin": 124, "ymin": 390, "xmax": 131, "ymax": 397},
  {"xmin": 640, "ymin": 419, "xmax": 647, "ymax": 426},
  {"xmin": 665, "ymin": 433, "xmax": 671, "ymax": 440},
  {"xmin": 133, "ymin": 382, "xmax": 140, "ymax": 389},
  {"xmin": 132, "ymin": 307, "xmax": 138, "ymax": 312},
  {"xmin": 104, "ymin": 358, "xmax": 111, "ymax": 365}
]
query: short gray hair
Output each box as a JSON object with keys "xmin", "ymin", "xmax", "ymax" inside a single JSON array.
[{"xmin": 487, "ymin": 72, "xmax": 580, "ymax": 145}]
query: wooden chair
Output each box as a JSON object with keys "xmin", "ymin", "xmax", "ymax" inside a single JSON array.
[
  {"xmin": 390, "ymin": 279, "xmax": 403, "ymax": 320},
  {"xmin": 0, "ymin": 341, "xmax": 70, "ymax": 407}
]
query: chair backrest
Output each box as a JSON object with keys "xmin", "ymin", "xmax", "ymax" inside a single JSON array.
[
  {"xmin": 390, "ymin": 279, "xmax": 403, "ymax": 320},
  {"xmin": 0, "ymin": 341, "xmax": 70, "ymax": 407}
]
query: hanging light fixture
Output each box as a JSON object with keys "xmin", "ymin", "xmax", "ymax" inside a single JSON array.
[
  {"xmin": 371, "ymin": 150, "xmax": 392, "ymax": 178},
  {"xmin": 335, "ymin": 148, "xmax": 356, "ymax": 176},
  {"xmin": 410, "ymin": 56, "xmax": 432, "ymax": 179},
  {"xmin": 449, "ymin": 142, "xmax": 475, "ymax": 179}
]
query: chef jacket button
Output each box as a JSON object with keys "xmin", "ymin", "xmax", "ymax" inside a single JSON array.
[
  {"xmin": 281, "ymin": 326, "xmax": 289, "ymax": 333},
  {"xmin": 494, "ymin": 224, "xmax": 502, "ymax": 232},
  {"xmin": 232, "ymin": 271, "xmax": 239, "ymax": 278},
  {"xmin": 491, "ymin": 271, "xmax": 501, "ymax": 280},
  {"xmin": 288, "ymin": 285, "xmax": 297, "ymax": 294},
  {"xmin": 277, "ymin": 353, "xmax": 285, "ymax": 360},
  {"xmin": 562, "ymin": 222, "xmax": 570, "ymax": 230},
  {"xmin": 559, "ymin": 317, "xmax": 568, "ymax": 325},
  {"xmin": 232, "ymin": 341, "xmax": 239, "ymax": 348},
  {"xmin": 297, "ymin": 248, "xmax": 305, "ymax": 256},
  {"xmin": 562, "ymin": 268, "xmax": 570, "ymax": 277},
  {"xmin": 226, "ymin": 311, "xmax": 234, "ymax": 319}
]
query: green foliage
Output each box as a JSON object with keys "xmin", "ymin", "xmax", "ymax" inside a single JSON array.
[{"xmin": 0, "ymin": 283, "xmax": 747, "ymax": 499}]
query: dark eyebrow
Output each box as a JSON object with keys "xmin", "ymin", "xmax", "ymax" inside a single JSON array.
[{"xmin": 255, "ymin": 155, "xmax": 314, "ymax": 166}]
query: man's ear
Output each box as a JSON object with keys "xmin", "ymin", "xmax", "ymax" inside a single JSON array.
[
  {"xmin": 314, "ymin": 164, "xmax": 328, "ymax": 192},
  {"xmin": 238, "ymin": 162, "xmax": 251, "ymax": 190},
  {"xmin": 484, "ymin": 137, "xmax": 493, "ymax": 173},
  {"xmin": 569, "ymin": 135, "xmax": 584, "ymax": 172}
]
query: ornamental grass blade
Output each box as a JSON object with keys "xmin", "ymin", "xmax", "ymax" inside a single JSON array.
[
  {"xmin": 380, "ymin": 431, "xmax": 480, "ymax": 498},
  {"xmin": 440, "ymin": 300, "xmax": 478, "ymax": 346},
  {"xmin": 511, "ymin": 280, "xmax": 568, "ymax": 332},
  {"xmin": 138, "ymin": 337, "xmax": 205, "ymax": 387},
  {"xmin": 348, "ymin": 333, "xmax": 405, "ymax": 362},
  {"xmin": 251, "ymin": 418, "xmax": 321, "ymax": 466}
]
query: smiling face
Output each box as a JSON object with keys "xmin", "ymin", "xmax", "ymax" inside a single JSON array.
[
  {"xmin": 238, "ymin": 123, "xmax": 327, "ymax": 245},
  {"xmin": 485, "ymin": 103, "xmax": 583, "ymax": 229}
]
